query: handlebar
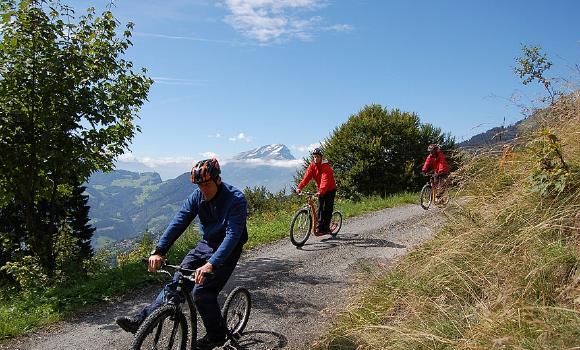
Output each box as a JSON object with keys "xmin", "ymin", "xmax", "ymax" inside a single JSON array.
[
  {"xmin": 297, "ymin": 191, "xmax": 318, "ymax": 197},
  {"xmin": 141, "ymin": 258, "xmax": 215, "ymax": 280}
]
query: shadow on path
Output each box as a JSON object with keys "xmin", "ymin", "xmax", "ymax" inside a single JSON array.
[
  {"xmin": 298, "ymin": 233, "xmax": 407, "ymax": 252},
  {"xmin": 234, "ymin": 330, "xmax": 288, "ymax": 349}
]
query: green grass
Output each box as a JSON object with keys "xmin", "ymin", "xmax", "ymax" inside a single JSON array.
[{"xmin": 0, "ymin": 192, "xmax": 417, "ymax": 341}]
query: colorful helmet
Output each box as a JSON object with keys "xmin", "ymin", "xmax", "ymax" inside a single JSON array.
[
  {"xmin": 311, "ymin": 147, "xmax": 323, "ymax": 156},
  {"xmin": 427, "ymin": 144, "xmax": 439, "ymax": 153},
  {"xmin": 190, "ymin": 158, "xmax": 221, "ymax": 184}
]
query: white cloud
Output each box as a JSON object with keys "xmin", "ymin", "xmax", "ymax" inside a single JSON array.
[
  {"xmin": 222, "ymin": 0, "xmax": 351, "ymax": 44},
  {"xmin": 200, "ymin": 151, "xmax": 220, "ymax": 159},
  {"xmin": 138, "ymin": 156, "xmax": 193, "ymax": 168},
  {"xmin": 291, "ymin": 142, "xmax": 323, "ymax": 153},
  {"xmin": 232, "ymin": 158, "xmax": 303, "ymax": 168},
  {"xmin": 208, "ymin": 133, "xmax": 222, "ymax": 138},
  {"xmin": 322, "ymin": 23, "xmax": 354, "ymax": 32},
  {"xmin": 228, "ymin": 132, "xmax": 252, "ymax": 142}
]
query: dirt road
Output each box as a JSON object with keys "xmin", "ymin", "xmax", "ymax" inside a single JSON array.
[{"xmin": 3, "ymin": 203, "xmax": 445, "ymax": 350}]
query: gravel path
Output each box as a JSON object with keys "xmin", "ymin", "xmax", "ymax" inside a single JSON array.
[{"xmin": 2, "ymin": 203, "xmax": 446, "ymax": 350}]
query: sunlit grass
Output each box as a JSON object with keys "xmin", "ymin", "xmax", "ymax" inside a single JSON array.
[{"xmin": 315, "ymin": 94, "xmax": 580, "ymax": 350}]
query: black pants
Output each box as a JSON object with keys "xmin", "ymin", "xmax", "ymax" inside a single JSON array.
[{"xmin": 317, "ymin": 189, "xmax": 336, "ymax": 232}]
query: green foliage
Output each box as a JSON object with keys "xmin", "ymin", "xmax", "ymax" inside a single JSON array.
[
  {"xmin": 52, "ymin": 223, "xmax": 82, "ymax": 280},
  {"xmin": 0, "ymin": 255, "xmax": 49, "ymax": 295},
  {"xmin": 0, "ymin": 0, "xmax": 152, "ymax": 278},
  {"xmin": 527, "ymin": 128, "xmax": 577, "ymax": 196},
  {"xmin": 308, "ymin": 104, "xmax": 455, "ymax": 199},
  {"xmin": 243, "ymin": 186, "xmax": 292, "ymax": 215},
  {"xmin": 116, "ymin": 230, "xmax": 156, "ymax": 267}
]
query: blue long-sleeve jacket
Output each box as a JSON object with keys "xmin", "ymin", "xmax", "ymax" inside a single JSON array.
[{"xmin": 155, "ymin": 182, "xmax": 248, "ymax": 266}]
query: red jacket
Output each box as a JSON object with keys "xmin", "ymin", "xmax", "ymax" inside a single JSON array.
[
  {"xmin": 422, "ymin": 149, "xmax": 450, "ymax": 174},
  {"xmin": 297, "ymin": 160, "xmax": 337, "ymax": 195}
]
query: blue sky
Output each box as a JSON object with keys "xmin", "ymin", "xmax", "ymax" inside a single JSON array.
[{"xmin": 69, "ymin": 0, "xmax": 580, "ymax": 179}]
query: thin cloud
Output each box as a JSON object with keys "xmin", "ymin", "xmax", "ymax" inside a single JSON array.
[
  {"xmin": 228, "ymin": 132, "xmax": 252, "ymax": 142},
  {"xmin": 152, "ymin": 77, "xmax": 209, "ymax": 86},
  {"xmin": 208, "ymin": 133, "xmax": 222, "ymax": 138},
  {"xmin": 222, "ymin": 0, "xmax": 352, "ymax": 44},
  {"xmin": 135, "ymin": 31, "xmax": 245, "ymax": 46},
  {"xmin": 322, "ymin": 23, "xmax": 354, "ymax": 32}
]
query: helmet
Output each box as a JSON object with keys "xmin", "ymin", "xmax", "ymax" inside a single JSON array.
[
  {"xmin": 427, "ymin": 144, "xmax": 439, "ymax": 154},
  {"xmin": 190, "ymin": 158, "xmax": 221, "ymax": 184},
  {"xmin": 311, "ymin": 147, "xmax": 323, "ymax": 156}
]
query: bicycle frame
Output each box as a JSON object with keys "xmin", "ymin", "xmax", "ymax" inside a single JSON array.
[
  {"xmin": 301, "ymin": 192, "xmax": 324, "ymax": 237},
  {"xmin": 154, "ymin": 265, "xmax": 199, "ymax": 350},
  {"xmin": 150, "ymin": 264, "xmax": 244, "ymax": 350},
  {"xmin": 429, "ymin": 176, "xmax": 438, "ymax": 203}
]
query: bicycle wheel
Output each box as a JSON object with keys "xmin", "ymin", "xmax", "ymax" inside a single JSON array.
[
  {"xmin": 420, "ymin": 184, "xmax": 432, "ymax": 210},
  {"xmin": 132, "ymin": 305, "xmax": 188, "ymax": 350},
  {"xmin": 221, "ymin": 287, "xmax": 251, "ymax": 336},
  {"xmin": 290, "ymin": 209, "xmax": 312, "ymax": 247},
  {"xmin": 329, "ymin": 211, "xmax": 343, "ymax": 237}
]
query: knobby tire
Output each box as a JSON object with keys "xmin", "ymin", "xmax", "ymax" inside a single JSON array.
[
  {"xmin": 132, "ymin": 305, "xmax": 188, "ymax": 350},
  {"xmin": 290, "ymin": 209, "xmax": 311, "ymax": 247},
  {"xmin": 329, "ymin": 211, "xmax": 342, "ymax": 237},
  {"xmin": 221, "ymin": 287, "xmax": 252, "ymax": 336},
  {"xmin": 420, "ymin": 184, "xmax": 432, "ymax": 210}
]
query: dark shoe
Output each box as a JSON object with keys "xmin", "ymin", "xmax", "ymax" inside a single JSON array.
[
  {"xmin": 115, "ymin": 316, "xmax": 140, "ymax": 334},
  {"xmin": 195, "ymin": 333, "xmax": 227, "ymax": 350}
]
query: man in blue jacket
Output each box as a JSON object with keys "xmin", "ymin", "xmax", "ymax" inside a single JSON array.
[{"xmin": 115, "ymin": 158, "xmax": 248, "ymax": 349}]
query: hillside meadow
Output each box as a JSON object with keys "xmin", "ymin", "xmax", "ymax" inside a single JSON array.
[{"xmin": 315, "ymin": 93, "xmax": 580, "ymax": 349}]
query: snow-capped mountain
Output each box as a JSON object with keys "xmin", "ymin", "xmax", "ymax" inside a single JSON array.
[{"xmin": 231, "ymin": 144, "xmax": 295, "ymax": 161}]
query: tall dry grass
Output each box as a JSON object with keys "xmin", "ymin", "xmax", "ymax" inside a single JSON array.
[{"xmin": 316, "ymin": 93, "xmax": 580, "ymax": 349}]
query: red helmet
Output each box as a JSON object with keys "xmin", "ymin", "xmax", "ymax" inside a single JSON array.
[{"xmin": 190, "ymin": 158, "xmax": 221, "ymax": 184}]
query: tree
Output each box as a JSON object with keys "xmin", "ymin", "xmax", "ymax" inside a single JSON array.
[
  {"xmin": 514, "ymin": 45, "xmax": 560, "ymax": 105},
  {"xmin": 0, "ymin": 0, "xmax": 152, "ymax": 274},
  {"xmin": 302, "ymin": 104, "xmax": 455, "ymax": 199}
]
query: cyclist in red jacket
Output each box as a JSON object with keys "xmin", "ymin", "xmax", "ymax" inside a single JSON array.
[
  {"xmin": 422, "ymin": 144, "xmax": 450, "ymax": 201},
  {"xmin": 296, "ymin": 148, "xmax": 337, "ymax": 234}
]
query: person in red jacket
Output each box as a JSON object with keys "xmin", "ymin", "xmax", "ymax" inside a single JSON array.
[
  {"xmin": 296, "ymin": 148, "xmax": 337, "ymax": 234},
  {"xmin": 422, "ymin": 144, "xmax": 450, "ymax": 201}
]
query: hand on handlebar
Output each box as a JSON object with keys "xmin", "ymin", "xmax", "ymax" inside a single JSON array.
[{"xmin": 148, "ymin": 254, "xmax": 165, "ymax": 273}]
